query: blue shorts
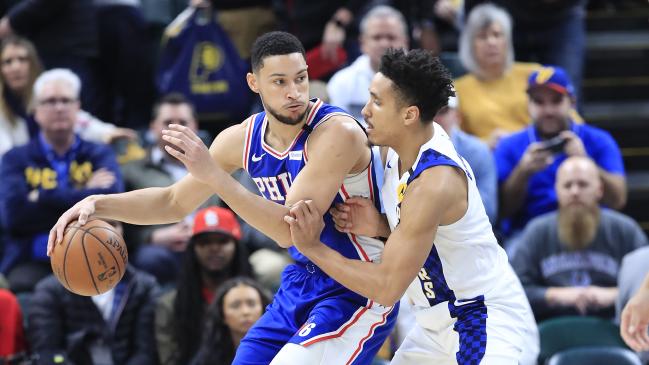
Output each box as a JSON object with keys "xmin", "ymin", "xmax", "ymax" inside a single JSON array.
[{"xmin": 233, "ymin": 262, "xmax": 398, "ymax": 365}]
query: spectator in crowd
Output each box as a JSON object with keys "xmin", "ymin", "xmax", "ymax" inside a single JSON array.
[
  {"xmin": 454, "ymin": 3, "xmax": 541, "ymax": 146},
  {"xmin": 511, "ymin": 156, "xmax": 646, "ymax": 321},
  {"xmin": 275, "ymin": 0, "xmax": 370, "ymax": 76},
  {"xmin": 0, "ymin": 68, "xmax": 123, "ymax": 291},
  {"xmin": 465, "ymin": 0, "xmax": 587, "ymax": 105},
  {"xmin": 0, "ymin": 36, "xmax": 138, "ymax": 154},
  {"xmin": 189, "ymin": 277, "xmax": 271, "ymax": 365},
  {"xmin": 0, "ymin": 36, "xmax": 42, "ymax": 157},
  {"xmin": 155, "ymin": 206, "xmax": 252, "ymax": 365},
  {"xmin": 0, "ymin": 288, "xmax": 27, "ymax": 360},
  {"xmin": 327, "ymin": 5, "xmax": 408, "ymax": 122},
  {"xmin": 0, "ymin": 0, "xmax": 103, "ymax": 118},
  {"xmin": 94, "ymin": 0, "xmax": 155, "ymax": 129},
  {"xmin": 28, "ymin": 244, "xmax": 159, "ymax": 365},
  {"xmin": 435, "ymin": 95, "xmax": 497, "ymax": 223},
  {"xmin": 121, "ymin": 93, "xmax": 220, "ymax": 285},
  {"xmin": 617, "ymin": 246, "xmax": 649, "ymax": 362},
  {"xmin": 494, "ymin": 66, "xmax": 626, "ymax": 239}
]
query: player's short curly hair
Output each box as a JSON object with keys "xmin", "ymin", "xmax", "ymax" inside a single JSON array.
[
  {"xmin": 251, "ymin": 31, "xmax": 305, "ymax": 73},
  {"xmin": 379, "ymin": 48, "xmax": 454, "ymax": 124}
]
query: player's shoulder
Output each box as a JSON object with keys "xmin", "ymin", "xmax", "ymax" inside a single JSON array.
[
  {"xmin": 311, "ymin": 112, "xmax": 366, "ymax": 145},
  {"xmin": 209, "ymin": 115, "xmax": 255, "ymax": 169}
]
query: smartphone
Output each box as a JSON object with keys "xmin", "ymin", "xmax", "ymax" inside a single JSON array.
[{"xmin": 540, "ymin": 136, "xmax": 567, "ymax": 154}]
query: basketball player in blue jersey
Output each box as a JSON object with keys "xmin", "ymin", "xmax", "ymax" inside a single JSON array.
[
  {"xmin": 284, "ymin": 49, "xmax": 540, "ymax": 364},
  {"xmin": 47, "ymin": 31, "xmax": 397, "ymax": 364}
]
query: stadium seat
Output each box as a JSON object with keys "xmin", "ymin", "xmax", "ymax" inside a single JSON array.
[
  {"xmin": 538, "ymin": 316, "xmax": 627, "ymax": 362},
  {"xmin": 547, "ymin": 346, "xmax": 642, "ymax": 365}
]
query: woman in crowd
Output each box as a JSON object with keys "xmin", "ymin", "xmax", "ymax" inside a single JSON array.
[
  {"xmin": 190, "ymin": 277, "xmax": 271, "ymax": 365},
  {"xmin": 454, "ymin": 3, "xmax": 541, "ymax": 148}
]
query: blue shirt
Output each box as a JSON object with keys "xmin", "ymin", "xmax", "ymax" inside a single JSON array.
[{"xmin": 494, "ymin": 122, "xmax": 625, "ymax": 233}]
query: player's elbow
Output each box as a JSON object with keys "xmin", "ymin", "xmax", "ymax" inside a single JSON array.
[{"xmin": 374, "ymin": 291, "xmax": 401, "ymax": 307}]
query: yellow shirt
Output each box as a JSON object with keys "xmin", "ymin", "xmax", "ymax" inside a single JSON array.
[{"xmin": 454, "ymin": 62, "xmax": 540, "ymax": 141}]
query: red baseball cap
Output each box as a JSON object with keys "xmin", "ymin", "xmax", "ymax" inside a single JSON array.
[{"xmin": 192, "ymin": 207, "xmax": 242, "ymax": 241}]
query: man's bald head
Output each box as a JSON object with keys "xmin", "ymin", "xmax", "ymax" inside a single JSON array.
[{"xmin": 556, "ymin": 156, "xmax": 602, "ymax": 209}]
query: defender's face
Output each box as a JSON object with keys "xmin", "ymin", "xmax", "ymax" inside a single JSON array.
[
  {"xmin": 249, "ymin": 53, "xmax": 310, "ymax": 125},
  {"xmin": 362, "ymin": 72, "xmax": 403, "ymax": 146}
]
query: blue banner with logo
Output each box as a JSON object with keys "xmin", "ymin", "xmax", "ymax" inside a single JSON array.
[{"xmin": 157, "ymin": 8, "xmax": 251, "ymax": 121}]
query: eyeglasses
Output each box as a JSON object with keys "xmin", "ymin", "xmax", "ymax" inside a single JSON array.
[{"xmin": 38, "ymin": 97, "xmax": 77, "ymax": 108}]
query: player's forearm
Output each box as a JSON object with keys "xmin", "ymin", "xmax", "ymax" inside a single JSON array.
[
  {"xmin": 500, "ymin": 164, "xmax": 530, "ymax": 218},
  {"xmin": 302, "ymin": 243, "xmax": 398, "ymax": 306},
  {"xmin": 204, "ymin": 167, "xmax": 293, "ymax": 248},
  {"xmin": 599, "ymin": 169, "xmax": 627, "ymax": 209},
  {"xmin": 92, "ymin": 187, "xmax": 188, "ymax": 225}
]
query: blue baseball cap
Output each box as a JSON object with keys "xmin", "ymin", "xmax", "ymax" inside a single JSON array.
[{"xmin": 527, "ymin": 66, "xmax": 575, "ymax": 97}]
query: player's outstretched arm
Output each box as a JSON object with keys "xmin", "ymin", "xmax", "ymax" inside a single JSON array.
[
  {"xmin": 286, "ymin": 166, "xmax": 466, "ymax": 306},
  {"xmin": 162, "ymin": 116, "xmax": 369, "ymax": 248},
  {"xmin": 620, "ymin": 272, "xmax": 649, "ymax": 352}
]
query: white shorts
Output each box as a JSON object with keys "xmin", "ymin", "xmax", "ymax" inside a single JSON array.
[{"xmin": 392, "ymin": 271, "xmax": 539, "ymax": 365}]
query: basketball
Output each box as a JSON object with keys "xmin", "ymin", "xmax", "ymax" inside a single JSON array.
[{"xmin": 50, "ymin": 219, "xmax": 128, "ymax": 296}]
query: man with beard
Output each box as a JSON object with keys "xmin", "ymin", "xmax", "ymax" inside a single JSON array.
[
  {"xmin": 48, "ymin": 31, "xmax": 396, "ymax": 365},
  {"xmin": 494, "ymin": 66, "xmax": 626, "ymax": 242},
  {"xmin": 154, "ymin": 206, "xmax": 252, "ymax": 365},
  {"xmin": 510, "ymin": 156, "xmax": 647, "ymax": 321}
]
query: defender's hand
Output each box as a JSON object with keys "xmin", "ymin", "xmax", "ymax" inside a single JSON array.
[{"xmin": 284, "ymin": 200, "xmax": 325, "ymax": 252}]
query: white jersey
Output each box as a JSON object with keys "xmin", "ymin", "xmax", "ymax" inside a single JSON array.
[
  {"xmin": 383, "ymin": 123, "xmax": 539, "ymax": 364},
  {"xmin": 383, "ymin": 123, "xmax": 519, "ymax": 311}
]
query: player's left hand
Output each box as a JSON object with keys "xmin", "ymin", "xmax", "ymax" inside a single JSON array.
[
  {"xmin": 284, "ymin": 200, "xmax": 325, "ymax": 252},
  {"xmin": 162, "ymin": 124, "xmax": 217, "ymax": 185}
]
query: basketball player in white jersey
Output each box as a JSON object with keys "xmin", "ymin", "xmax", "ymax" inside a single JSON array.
[{"xmin": 284, "ymin": 49, "xmax": 539, "ymax": 364}]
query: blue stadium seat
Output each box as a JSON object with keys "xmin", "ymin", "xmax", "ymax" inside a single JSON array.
[{"xmin": 547, "ymin": 346, "xmax": 642, "ymax": 365}]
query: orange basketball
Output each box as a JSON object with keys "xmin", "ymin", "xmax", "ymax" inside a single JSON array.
[{"xmin": 50, "ymin": 219, "xmax": 128, "ymax": 296}]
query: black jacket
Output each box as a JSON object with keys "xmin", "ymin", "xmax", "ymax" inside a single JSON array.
[
  {"xmin": 28, "ymin": 266, "xmax": 159, "ymax": 365},
  {"xmin": 8, "ymin": 0, "xmax": 98, "ymax": 58}
]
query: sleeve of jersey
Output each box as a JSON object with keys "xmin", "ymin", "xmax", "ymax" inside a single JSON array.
[{"xmin": 407, "ymin": 149, "xmax": 462, "ymax": 184}]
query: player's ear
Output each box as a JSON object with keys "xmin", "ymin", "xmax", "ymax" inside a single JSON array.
[
  {"xmin": 403, "ymin": 105, "xmax": 420, "ymax": 127},
  {"xmin": 247, "ymin": 72, "xmax": 259, "ymax": 94}
]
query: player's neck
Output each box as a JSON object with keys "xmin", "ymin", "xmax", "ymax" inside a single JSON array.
[
  {"xmin": 395, "ymin": 124, "xmax": 434, "ymax": 176},
  {"xmin": 265, "ymin": 102, "xmax": 312, "ymax": 150}
]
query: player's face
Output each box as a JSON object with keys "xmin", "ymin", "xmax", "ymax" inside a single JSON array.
[
  {"xmin": 222, "ymin": 284, "xmax": 264, "ymax": 336},
  {"xmin": 34, "ymin": 80, "xmax": 80, "ymax": 142},
  {"xmin": 193, "ymin": 233, "xmax": 237, "ymax": 273},
  {"xmin": 556, "ymin": 160, "xmax": 602, "ymax": 209},
  {"xmin": 528, "ymin": 88, "xmax": 572, "ymax": 137},
  {"xmin": 473, "ymin": 21, "xmax": 507, "ymax": 73},
  {"xmin": 1, "ymin": 44, "xmax": 31, "ymax": 92},
  {"xmin": 361, "ymin": 17, "xmax": 408, "ymax": 70},
  {"xmin": 249, "ymin": 53, "xmax": 309, "ymax": 126},
  {"xmin": 362, "ymin": 72, "xmax": 404, "ymax": 146}
]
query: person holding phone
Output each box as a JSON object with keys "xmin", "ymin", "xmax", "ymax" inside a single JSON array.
[{"xmin": 493, "ymin": 66, "xmax": 626, "ymax": 247}]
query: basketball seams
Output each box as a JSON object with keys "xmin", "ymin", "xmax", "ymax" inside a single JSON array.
[
  {"xmin": 61, "ymin": 225, "xmax": 82, "ymax": 292},
  {"xmin": 80, "ymin": 230, "xmax": 102, "ymax": 295},
  {"xmin": 83, "ymin": 227, "xmax": 126, "ymax": 280}
]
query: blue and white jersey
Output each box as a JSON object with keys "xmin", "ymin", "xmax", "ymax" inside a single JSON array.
[
  {"xmin": 243, "ymin": 98, "xmax": 385, "ymax": 264},
  {"xmin": 383, "ymin": 123, "xmax": 518, "ymax": 313}
]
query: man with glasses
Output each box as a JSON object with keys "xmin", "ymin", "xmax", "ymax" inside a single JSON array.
[
  {"xmin": 327, "ymin": 5, "xmax": 409, "ymax": 123},
  {"xmin": 0, "ymin": 68, "xmax": 123, "ymax": 292}
]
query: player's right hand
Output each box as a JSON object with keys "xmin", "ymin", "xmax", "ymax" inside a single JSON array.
[
  {"xmin": 329, "ymin": 197, "xmax": 384, "ymax": 237},
  {"xmin": 620, "ymin": 286, "xmax": 649, "ymax": 352},
  {"xmin": 47, "ymin": 196, "xmax": 97, "ymax": 256}
]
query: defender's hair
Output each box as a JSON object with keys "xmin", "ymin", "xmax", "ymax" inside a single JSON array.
[{"xmin": 379, "ymin": 48, "xmax": 454, "ymax": 123}]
